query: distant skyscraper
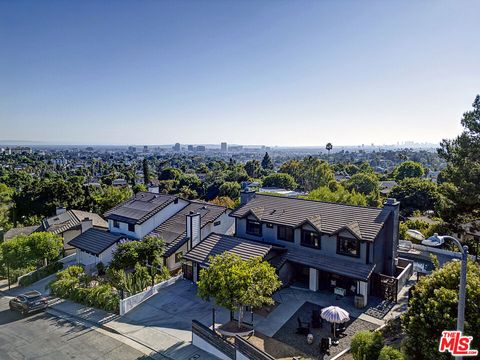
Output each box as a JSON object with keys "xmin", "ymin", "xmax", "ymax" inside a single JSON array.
[
  {"xmin": 143, "ymin": 145, "xmax": 148, "ymax": 153},
  {"xmin": 221, "ymin": 142, "xmax": 227, "ymax": 152},
  {"xmin": 187, "ymin": 145, "xmax": 194, "ymax": 151},
  {"xmin": 173, "ymin": 143, "xmax": 181, "ymax": 151},
  {"xmin": 196, "ymin": 145, "xmax": 206, "ymax": 152}
]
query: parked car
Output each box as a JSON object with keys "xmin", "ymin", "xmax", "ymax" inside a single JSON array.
[{"xmin": 9, "ymin": 290, "xmax": 48, "ymax": 315}]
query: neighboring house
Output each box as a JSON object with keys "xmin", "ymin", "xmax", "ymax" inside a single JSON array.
[
  {"xmin": 184, "ymin": 191, "xmax": 404, "ymax": 306},
  {"xmin": 149, "ymin": 201, "xmax": 234, "ymax": 272},
  {"xmin": 38, "ymin": 208, "xmax": 108, "ymax": 254},
  {"xmin": 3, "ymin": 208, "xmax": 107, "ymax": 255},
  {"xmin": 69, "ymin": 192, "xmax": 233, "ymax": 271},
  {"xmin": 112, "ymin": 178, "xmax": 128, "ymax": 187},
  {"xmin": 379, "ymin": 180, "xmax": 397, "ymax": 196}
]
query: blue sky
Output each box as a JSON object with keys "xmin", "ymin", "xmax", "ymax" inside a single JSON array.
[{"xmin": 1, "ymin": 1, "xmax": 479, "ymax": 146}]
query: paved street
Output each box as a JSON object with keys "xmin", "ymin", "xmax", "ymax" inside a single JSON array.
[{"xmin": 0, "ymin": 296, "xmax": 148, "ymax": 360}]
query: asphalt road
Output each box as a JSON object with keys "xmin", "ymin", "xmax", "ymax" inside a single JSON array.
[{"xmin": 0, "ymin": 295, "xmax": 148, "ymax": 360}]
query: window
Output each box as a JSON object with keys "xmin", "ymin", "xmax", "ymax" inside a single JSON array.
[
  {"xmin": 277, "ymin": 225, "xmax": 294, "ymax": 242},
  {"xmin": 266, "ymin": 223, "xmax": 273, "ymax": 229},
  {"xmin": 113, "ymin": 220, "xmax": 120, "ymax": 228},
  {"xmin": 214, "ymin": 221, "xmax": 221, "ymax": 227},
  {"xmin": 175, "ymin": 252, "xmax": 183, "ymax": 263},
  {"xmin": 246, "ymin": 219, "xmax": 262, "ymax": 236},
  {"xmin": 337, "ymin": 236, "xmax": 360, "ymax": 257},
  {"xmin": 301, "ymin": 230, "xmax": 321, "ymax": 249},
  {"xmin": 128, "ymin": 223, "xmax": 135, "ymax": 232}
]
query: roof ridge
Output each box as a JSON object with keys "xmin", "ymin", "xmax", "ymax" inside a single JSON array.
[{"xmin": 254, "ymin": 193, "xmax": 384, "ymax": 211}]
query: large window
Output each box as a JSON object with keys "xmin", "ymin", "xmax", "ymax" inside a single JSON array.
[
  {"xmin": 277, "ymin": 225, "xmax": 294, "ymax": 242},
  {"xmin": 337, "ymin": 236, "xmax": 360, "ymax": 257},
  {"xmin": 128, "ymin": 223, "xmax": 135, "ymax": 232},
  {"xmin": 301, "ymin": 230, "xmax": 321, "ymax": 249},
  {"xmin": 113, "ymin": 220, "xmax": 120, "ymax": 228},
  {"xmin": 246, "ymin": 219, "xmax": 262, "ymax": 236}
]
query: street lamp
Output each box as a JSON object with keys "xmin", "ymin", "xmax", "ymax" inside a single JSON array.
[{"xmin": 424, "ymin": 235, "xmax": 468, "ymax": 339}]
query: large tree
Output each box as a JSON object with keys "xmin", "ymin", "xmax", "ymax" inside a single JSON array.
[
  {"xmin": 402, "ymin": 260, "xmax": 480, "ymax": 360},
  {"xmin": 346, "ymin": 172, "xmax": 379, "ymax": 196},
  {"xmin": 390, "ymin": 178, "xmax": 441, "ymax": 215},
  {"xmin": 393, "ymin": 161, "xmax": 425, "ymax": 181},
  {"xmin": 438, "ymin": 95, "xmax": 480, "ymax": 221},
  {"xmin": 300, "ymin": 157, "xmax": 335, "ymax": 191},
  {"xmin": 261, "ymin": 152, "xmax": 274, "ymax": 170},
  {"xmin": 198, "ymin": 253, "xmax": 281, "ymax": 328},
  {"xmin": 262, "ymin": 173, "xmax": 297, "ymax": 190}
]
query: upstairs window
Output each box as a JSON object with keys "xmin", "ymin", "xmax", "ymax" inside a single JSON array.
[
  {"xmin": 337, "ymin": 236, "xmax": 360, "ymax": 257},
  {"xmin": 246, "ymin": 219, "xmax": 262, "ymax": 236},
  {"xmin": 113, "ymin": 220, "xmax": 120, "ymax": 228},
  {"xmin": 128, "ymin": 223, "xmax": 135, "ymax": 232},
  {"xmin": 301, "ymin": 230, "xmax": 321, "ymax": 249},
  {"xmin": 214, "ymin": 221, "xmax": 221, "ymax": 227},
  {"xmin": 277, "ymin": 225, "xmax": 294, "ymax": 242}
]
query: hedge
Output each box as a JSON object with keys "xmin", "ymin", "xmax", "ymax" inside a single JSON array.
[
  {"xmin": 49, "ymin": 266, "xmax": 120, "ymax": 313},
  {"xmin": 18, "ymin": 261, "xmax": 63, "ymax": 287},
  {"xmin": 351, "ymin": 330, "xmax": 384, "ymax": 360}
]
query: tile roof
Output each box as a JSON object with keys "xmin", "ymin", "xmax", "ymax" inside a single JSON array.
[
  {"xmin": 183, "ymin": 233, "xmax": 272, "ymax": 266},
  {"xmin": 285, "ymin": 247, "xmax": 376, "ymax": 281},
  {"xmin": 39, "ymin": 210, "xmax": 107, "ymax": 235},
  {"xmin": 69, "ymin": 228, "xmax": 124, "ymax": 256},
  {"xmin": 150, "ymin": 201, "xmax": 228, "ymax": 257},
  {"xmin": 231, "ymin": 194, "xmax": 390, "ymax": 242},
  {"xmin": 104, "ymin": 192, "xmax": 177, "ymax": 224},
  {"xmin": 4, "ymin": 225, "xmax": 39, "ymax": 240}
]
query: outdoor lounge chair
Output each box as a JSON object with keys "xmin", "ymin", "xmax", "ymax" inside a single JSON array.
[{"xmin": 296, "ymin": 317, "xmax": 310, "ymax": 335}]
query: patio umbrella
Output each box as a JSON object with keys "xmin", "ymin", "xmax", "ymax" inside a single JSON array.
[{"xmin": 321, "ymin": 306, "xmax": 350, "ymax": 338}]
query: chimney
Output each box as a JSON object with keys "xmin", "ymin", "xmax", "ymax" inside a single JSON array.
[
  {"xmin": 383, "ymin": 198, "xmax": 400, "ymax": 276},
  {"xmin": 186, "ymin": 211, "xmax": 201, "ymax": 249},
  {"xmin": 81, "ymin": 218, "xmax": 93, "ymax": 233},
  {"xmin": 240, "ymin": 189, "xmax": 256, "ymax": 205},
  {"xmin": 56, "ymin": 206, "xmax": 67, "ymax": 216}
]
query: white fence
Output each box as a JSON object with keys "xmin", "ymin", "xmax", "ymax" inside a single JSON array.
[{"xmin": 119, "ymin": 275, "xmax": 182, "ymax": 315}]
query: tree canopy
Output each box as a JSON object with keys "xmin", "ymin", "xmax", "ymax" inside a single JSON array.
[
  {"xmin": 262, "ymin": 173, "xmax": 297, "ymax": 190},
  {"xmin": 402, "ymin": 260, "xmax": 480, "ymax": 360},
  {"xmin": 197, "ymin": 253, "xmax": 281, "ymax": 327},
  {"xmin": 306, "ymin": 183, "xmax": 368, "ymax": 206},
  {"xmin": 390, "ymin": 178, "xmax": 441, "ymax": 215},
  {"xmin": 393, "ymin": 161, "xmax": 425, "ymax": 181},
  {"xmin": 438, "ymin": 95, "xmax": 480, "ymax": 221}
]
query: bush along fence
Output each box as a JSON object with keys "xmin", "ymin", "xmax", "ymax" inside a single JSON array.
[
  {"xmin": 18, "ymin": 261, "xmax": 63, "ymax": 287},
  {"xmin": 191, "ymin": 320, "xmax": 275, "ymax": 360},
  {"xmin": 119, "ymin": 274, "xmax": 182, "ymax": 315}
]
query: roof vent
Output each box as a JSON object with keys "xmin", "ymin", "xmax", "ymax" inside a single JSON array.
[
  {"xmin": 202, "ymin": 206, "xmax": 207, "ymax": 210},
  {"xmin": 190, "ymin": 211, "xmax": 195, "ymax": 214}
]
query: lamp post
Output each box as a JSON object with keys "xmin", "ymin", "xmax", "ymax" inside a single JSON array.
[{"xmin": 439, "ymin": 236, "xmax": 468, "ymax": 335}]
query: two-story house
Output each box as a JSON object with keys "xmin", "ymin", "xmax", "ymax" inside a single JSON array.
[
  {"xmin": 184, "ymin": 191, "xmax": 404, "ymax": 306},
  {"xmin": 70, "ymin": 192, "xmax": 234, "ymax": 272}
]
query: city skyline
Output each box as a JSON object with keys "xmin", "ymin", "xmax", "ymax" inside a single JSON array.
[{"xmin": 1, "ymin": 1, "xmax": 479, "ymax": 146}]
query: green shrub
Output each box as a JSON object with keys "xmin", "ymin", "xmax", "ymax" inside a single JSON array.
[
  {"xmin": 378, "ymin": 346, "xmax": 404, "ymax": 360},
  {"xmin": 18, "ymin": 261, "xmax": 63, "ymax": 287},
  {"xmin": 154, "ymin": 266, "xmax": 171, "ymax": 283},
  {"xmin": 56, "ymin": 265, "xmax": 84, "ymax": 280},
  {"xmin": 351, "ymin": 330, "xmax": 384, "ymax": 360}
]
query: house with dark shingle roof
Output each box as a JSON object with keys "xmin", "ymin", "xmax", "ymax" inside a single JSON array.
[
  {"xmin": 149, "ymin": 201, "xmax": 234, "ymax": 272},
  {"xmin": 184, "ymin": 191, "xmax": 404, "ymax": 306}
]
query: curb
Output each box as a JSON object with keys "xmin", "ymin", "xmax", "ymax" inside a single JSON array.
[{"xmin": 46, "ymin": 306, "xmax": 172, "ymax": 359}]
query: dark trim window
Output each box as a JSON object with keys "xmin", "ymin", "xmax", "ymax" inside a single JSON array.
[
  {"xmin": 113, "ymin": 220, "xmax": 120, "ymax": 228},
  {"xmin": 246, "ymin": 219, "xmax": 262, "ymax": 236},
  {"xmin": 214, "ymin": 221, "xmax": 221, "ymax": 227},
  {"xmin": 266, "ymin": 223, "xmax": 273, "ymax": 229},
  {"xmin": 277, "ymin": 225, "xmax": 294, "ymax": 242},
  {"xmin": 337, "ymin": 236, "xmax": 360, "ymax": 257},
  {"xmin": 301, "ymin": 230, "xmax": 321, "ymax": 249},
  {"xmin": 128, "ymin": 223, "xmax": 135, "ymax": 232}
]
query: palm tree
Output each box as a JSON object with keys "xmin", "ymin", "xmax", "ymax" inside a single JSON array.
[{"xmin": 326, "ymin": 143, "xmax": 333, "ymax": 161}]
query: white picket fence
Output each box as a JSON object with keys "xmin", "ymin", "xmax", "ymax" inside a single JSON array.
[{"xmin": 119, "ymin": 275, "xmax": 182, "ymax": 316}]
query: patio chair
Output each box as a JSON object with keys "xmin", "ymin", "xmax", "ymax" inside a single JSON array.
[
  {"xmin": 311, "ymin": 309, "xmax": 322, "ymax": 328},
  {"xmin": 336, "ymin": 325, "xmax": 347, "ymax": 337},
  {"xmin": 296, "ymin": 317, "xmax": 310, "ymax": 335},
  {"xmin": 319, "ymin": 337, "xmax": 330, "ymax": 354}
]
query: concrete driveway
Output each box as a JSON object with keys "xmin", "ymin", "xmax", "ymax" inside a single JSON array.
[{"xmin": 107, "ymin": 279, "xmax": 228, "ymax": 359}]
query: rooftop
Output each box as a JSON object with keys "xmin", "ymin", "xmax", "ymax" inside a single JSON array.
[
  {"xmin": 69, "ymin": 228, "xmax": 125, "ymax": 256},
  {"xmin": 231, "ymin": 194, "xmax": 392, "ymax": 242},
  {"xmin": 183, "ymin": 233, "xmax": 272, "ymax": 266},
  {"xmin": 39, "ymin": 209, "xmax": 107, "ymax": 235},
  {"xmin": 150, "ymin": 201, "xmax": 228, "ymax": 257},
  {"xmin": 104, "ymin": 192, "xmax": 177, "ymax": 225}
]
